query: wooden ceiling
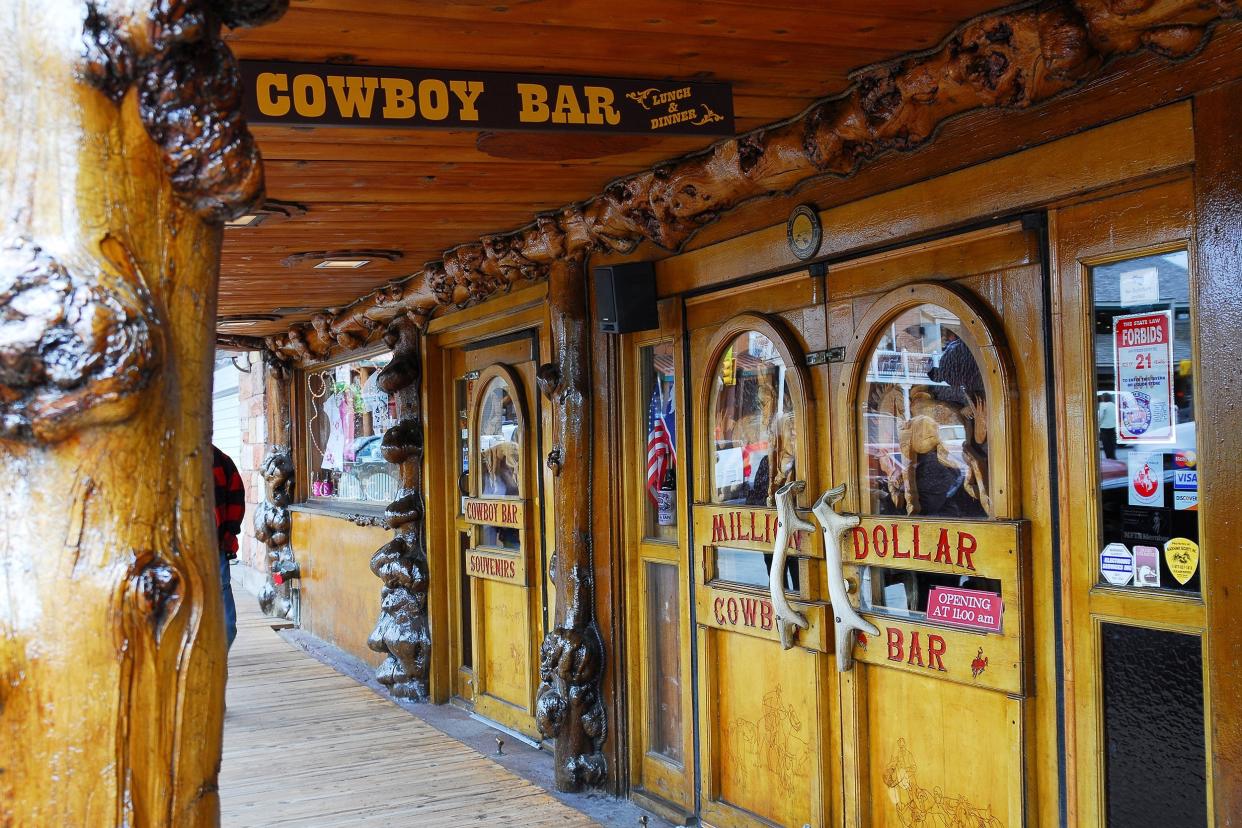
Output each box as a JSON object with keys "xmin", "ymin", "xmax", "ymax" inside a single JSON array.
[{"xmin": 219, "ymin": 0, "xmax": 1008, "ymax": 336}]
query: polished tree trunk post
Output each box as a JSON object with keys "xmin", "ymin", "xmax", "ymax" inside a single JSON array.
[
  {"xmin": 367, "ymin": 319, "xmax": 432, "ymax": 699},
  {"xmin": 536, "ymin": 252, "xmax": 608, "ymax": 791},
  {"xmin": 255, "ymin": 350, "xmax": 298, "ymax": 619},
  {"xmin": 0, "ymin": 1, "xmax": 283, "ymax": 823}
]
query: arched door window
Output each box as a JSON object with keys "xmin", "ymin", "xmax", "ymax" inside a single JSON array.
[
  {"xmin": 847, "ymin": 283, "xmax": 1016, "ymax": 620},
  {"xmin": 858, "ymin": 302, "xmax": 994, "ymax": 519},
  {"xmin": 469, "ymin": 366, "xmax": 525, "ymax": 551},
  {"xmin": 707, "ymin": 328, "xmax": 800, "ymax": 508}
]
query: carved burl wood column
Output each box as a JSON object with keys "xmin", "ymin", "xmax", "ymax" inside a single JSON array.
[
  {"xmin": 0, "ymin": 1, "xmax": 284, "ymax": 824},
  {"xmin": 367, "ymin": 319, "xmax": 432, "ymax": 699},
  {"xmin": 254, "ymin": 350, "xmax": 299, "ymax": 619},
  {"xmin": 536, "ymin": 252, "xmax": 608, "ymax": 791}
]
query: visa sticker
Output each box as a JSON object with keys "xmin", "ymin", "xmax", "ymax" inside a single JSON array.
[{"xmin": 1173, "ymin": 469, "xmax": 1197, "ymax": 491}]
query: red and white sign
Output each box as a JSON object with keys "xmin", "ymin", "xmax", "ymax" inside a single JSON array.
[
  {"xmin": 925, "ymin": 586, "xmax": 1002, "ymax": 633},
  {"xmin": 1114, "ymin": 310, "xmax": 1175, "ymax": 443},
  {"xmin": 1127, "ymin": 451, "xmax": 1164, "ymax": 507}
]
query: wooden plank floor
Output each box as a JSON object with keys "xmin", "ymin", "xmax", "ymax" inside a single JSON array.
[{"xmin": 220, "ymin": 592, "xmax": 599, "ymax": 827}]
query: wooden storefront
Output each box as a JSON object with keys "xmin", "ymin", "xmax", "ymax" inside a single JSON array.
[{"xmin": 4, "ymin": 2, "xmax": 1242, "ymax": 826}]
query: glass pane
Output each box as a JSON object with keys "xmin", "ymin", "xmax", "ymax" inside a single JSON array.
[
  {"xmin": 645, "ymin": 561, "xmax": 683, "ymax": 763},
  {"xmin": 641, "ymin": 342, "xmax": 678, "ymax": 541},
  {"xmin": 459, "ymin": 531, "xmax": 473, "ymax": 670},
  {"xmin": 710, "ymin": 331, "xmax": 797, "ymax": 506},
  {"xmin": 475, "ymin": 376, "xmax": 521, "ymax": 550},
  {"xmin": 715, "ymin": 548, "xmax": 799, "ymax": 592},
  {"xmin": 456, "ymin": 378, "xmax": 469, "ymax": 515},
  {"xmin": 1101, "ymin": 623, "xmax": 1206, "ymax": 826},
  {"xmin": 861, "ymin": 568, "xmax": 1001, "ymax": 622},
  {"xmin": 860, "ymin": 305, "xmax": 991, "ymax": 518},
  {"xmin": 1092, "ymin": 251, "xmax": 1199, "ymax": 593},
  {"xmin": 305, "ymin": 352, "xmax": 397, "ymax": 503}
]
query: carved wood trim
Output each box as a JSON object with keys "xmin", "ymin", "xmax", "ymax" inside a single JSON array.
[
  {"xmin": 255, "ymin": 350, "xmax": 300, "ymax": 619},
  {"xmin": 534, "ymin": 253, "xmax": 608, "ymax": 791},
  {"xmin": 366, "ymin": 320, "xmax": 432, "ymax": 700},
  {"xmin": 267, "ymin": 0, "xmax": 1239, "ymax": 365}
]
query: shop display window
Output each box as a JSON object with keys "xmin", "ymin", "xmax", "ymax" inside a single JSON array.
[
  {"xmin": 708, "ymin": 330, "xmax": 797, "ymax": 507},
  {"xmin": 1091, "ymin": 250, "xmax": 1200, "ymax": 594},
  {"xmin": 304, "ymin": 351, "xmax": 397, "ymax": 504}
]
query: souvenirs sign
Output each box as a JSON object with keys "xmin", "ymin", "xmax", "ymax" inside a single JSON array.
[
  {"xmin": 1113, "ymin": 310, "xmax": 1175, "ymax": 443},
  {"xmin": 241, "ymin": 61, "xmax": 735, "ymax": 135},
  {"xmin": 465, "ymin": 548, "xmax": 523, "ymax": 586}
]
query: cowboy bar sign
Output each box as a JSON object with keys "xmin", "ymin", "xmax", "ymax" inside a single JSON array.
[{"xmin": 241, "ymin": 61, "xmax": 734, "ymax": 135}]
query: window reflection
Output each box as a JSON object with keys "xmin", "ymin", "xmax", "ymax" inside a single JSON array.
[
  {"xmin": 860, "ymin": 305, "xmax": 991, "ymax": 518},
  {"xmin": 305, "ymin": 352, "xmax": 397, "ymax": 503},
  {"xmin": 710, "ymin": 331, "xmax": 797, "ymax": 507},
  {"xmin": 475, "ymin": 376, "xmax": 521, "ymax": 550},
  {"xmin": 1093, "ymin": 251, "xmax": 1199, "ymax": 593}
]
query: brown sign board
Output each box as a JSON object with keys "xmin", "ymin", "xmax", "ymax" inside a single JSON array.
[{"xmin": 240, "ymin": 60, "xmax": 735, "ymax": 136}]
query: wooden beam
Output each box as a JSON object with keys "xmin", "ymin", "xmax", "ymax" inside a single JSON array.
[
  {"xmin": 535, "ymin": 253, "xmax": 609, "ymax": 791},
  {"xmin": 267, "ymin": 0, "xmax": 1241, "ymax": 365},
  {"xmin": 1193, "ymin": 78, "xmax": 1242, "ymax": 826},
  {"xmin": 0, "ymin": 0, "xmax": 285, "ymax": 823}
]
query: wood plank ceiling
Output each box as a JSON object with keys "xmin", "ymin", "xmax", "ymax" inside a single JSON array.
[{"xmin": 220, "ymin": 0, "xmax": 1007, "ymax": 337}]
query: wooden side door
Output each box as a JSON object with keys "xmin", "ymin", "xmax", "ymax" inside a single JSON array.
[
  {"xmin": 620, "ymin": 301, "xmax": 696, "ymax": 820},
  {"xmin": 448, "ymin": 335, "xmax": 546, "ymax": 740},
  {"xmin": 685, "ymin": 276, "xmax": 839, "ymax": 828},
  {"xmin": 825, "ymin": 222, "xmax": 1053, "ymax": 826},
  {"xmin": 1053, "ymin": 178, "xmax": 1213, "ymax": 825}
]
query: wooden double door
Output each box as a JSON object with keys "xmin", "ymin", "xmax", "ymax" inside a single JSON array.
[{"xmin": 623, "ymin": 221, "xmax": 1054, "ymax": 826}]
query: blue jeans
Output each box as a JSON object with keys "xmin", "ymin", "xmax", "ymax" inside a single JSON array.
[{"xmin": 220, "ymin": 555, "xmax": 237, "ymax": 649}]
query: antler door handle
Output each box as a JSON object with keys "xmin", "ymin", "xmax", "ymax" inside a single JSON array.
[
  {"xmin": 772, "ymin": 481, "xmax": 813, "ymax": 649},
  {"xmin": 812, "ymin": 484, "xmax": 879, "ymax": 672}
]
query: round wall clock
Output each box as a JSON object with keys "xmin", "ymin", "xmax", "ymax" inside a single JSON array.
[{"xmin": 786, "ymin": 204, "xmax": 822, "ymax": 261}]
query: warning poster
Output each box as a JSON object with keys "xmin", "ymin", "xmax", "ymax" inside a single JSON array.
[{"xmin": 1114, "ymin": 310, "xmax": 1175, "ymax": 444}]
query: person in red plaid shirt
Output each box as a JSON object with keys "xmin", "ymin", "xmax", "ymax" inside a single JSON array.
[{"xmin": 213, "ymin": 445, "xmax": 245, "ymax": 649}]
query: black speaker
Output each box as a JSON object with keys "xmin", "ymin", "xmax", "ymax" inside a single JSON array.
[{"xmin": 593, "ymin": 262, "xmax": 658, "ymax": 334}]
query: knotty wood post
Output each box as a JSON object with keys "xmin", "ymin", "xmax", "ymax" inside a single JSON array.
[
  {"xmin": 367, "ymin": 318, "xmax": 433, "ymax": 699},
  {"xmin": 536, "ymin": 252, "xmax": 609, "ymax": 791},
  {"xmin": 255, "ymin": 350, "xmax": 298, "ymax": 619},
  {"xmin": 0, "ymin": 1, "xmax": 284, "ymax": 823}
]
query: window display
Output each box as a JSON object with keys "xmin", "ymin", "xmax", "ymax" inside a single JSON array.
[
  {"xmin": 859, "ymin": 304, "xmax": 991, "ymax": 519},
  {"xmin": 305, "ymin": 352, "xmax": 396, "ymax": 504},
  {"xmin": 709, "ymin": 330, "xmax": 796, "ymax": 507}
]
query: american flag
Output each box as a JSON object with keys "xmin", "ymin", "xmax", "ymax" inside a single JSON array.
[{"xmin": 646, "ymin": 379, "xmax": 676, "ymax": 502}]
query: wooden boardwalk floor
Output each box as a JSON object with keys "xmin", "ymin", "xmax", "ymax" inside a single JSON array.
[{"xmin": 220, "ymin": 592, "xmax": 599, "ymax": 827}]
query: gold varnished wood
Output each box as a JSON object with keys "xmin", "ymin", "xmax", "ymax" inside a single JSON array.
[
  {"xmin": 1050, "ymin": 178, "xmax": 1210, "ymax": 826},
  {"xmin": 619, "ymin": 300, "xmax": 696, "ymax": 817},
  {"xmin": 827, "ymin": 249, "xmax": 1040, "ymax": 827},
  {"xmin": 0, "ymin": 1, "xmax": 284, "ymax": 823}
]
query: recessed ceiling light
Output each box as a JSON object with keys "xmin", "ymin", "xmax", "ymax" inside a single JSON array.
[
  {"xmin": 314, "ymin": 259, "xmax": 371, "ymax": 269},
  {"xmin": 225, "ymin": 213, "xmax": 264, "ymax": 228}
]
